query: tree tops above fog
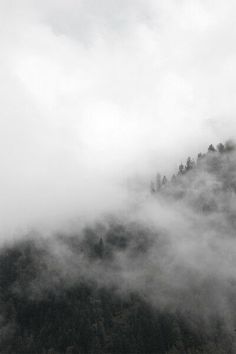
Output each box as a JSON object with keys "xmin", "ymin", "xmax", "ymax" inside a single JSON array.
[{"xmin": 150, "ymin": 140, "xmax": 236, "ymax": 194}]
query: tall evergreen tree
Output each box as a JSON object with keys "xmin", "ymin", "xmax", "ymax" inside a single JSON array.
[
  {"xmin": 178, "ymin": 163, "xmax": 184, "ymax": 175},
  {"xmin": 185, "ymin": 157, "xmax": 195, "ymax": 172},
  {"xmin": 217, "ymin": 143, "xmax": 225, "ymax": 153},
  {"xmin": 208, "ymin": 144, "xmax": 216, "ymax": 152},
  {"xmin": 162, "ymin": 176, "xmax": 168, "ymax": 186}
]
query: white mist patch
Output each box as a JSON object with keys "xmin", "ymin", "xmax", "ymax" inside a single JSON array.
[{"xmin": 0, "ymin": 0, "xmax": 236, "ymax": 236}]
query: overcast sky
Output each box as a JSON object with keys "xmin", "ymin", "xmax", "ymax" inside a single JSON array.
[{"xmin": 0, "ymin": 0, "xmax": 236, "ymax": 236}]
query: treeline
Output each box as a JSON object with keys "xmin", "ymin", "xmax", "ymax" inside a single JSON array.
[
  {"xmin": 150, "ymin": 140, "xmax": 236, "ymax": 194},
  {"xmin": 0, "ymin": 229, "xmax": 234, "ymax": 354},
  {"xmin": 0, "ymin": 140, "xmax": 236, "ymax": 353}
]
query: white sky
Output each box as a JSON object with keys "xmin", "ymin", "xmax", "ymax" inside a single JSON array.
[{"xmin": 0, "ymin": 0, "xmax": 236, "ymax": 235}]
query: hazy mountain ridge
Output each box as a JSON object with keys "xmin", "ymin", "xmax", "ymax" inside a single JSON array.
[{"xmin": 0, "ymin": 141, "xmax": 236, "ymax": 353}]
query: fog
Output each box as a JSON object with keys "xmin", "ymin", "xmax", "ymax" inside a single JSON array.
[
  {"xmin": 27, "ymin": 149, "xmax": 236, "ymax": 336},
  {"xmin": 2, "ymin": 5, "xmax": 236, "ymax": 352},
  {"xmin": 1, "ymin": 0, "xmax": 236, "ymax": 236}
]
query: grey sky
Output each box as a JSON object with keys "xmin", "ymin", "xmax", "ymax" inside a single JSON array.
[{"xmin": 0, "ymin": 0, "xmax": 236, "ymax": 236}]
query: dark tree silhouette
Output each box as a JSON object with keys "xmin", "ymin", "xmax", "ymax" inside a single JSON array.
[
  {"xmin": 197, "ymin": 152, "xmax": 205, "ymax": 162},
  {"xmin": 208, "ymin": 144, "xmax": 216, "ymax": 152},
  {"xmin": 162, "ymin": 176, "xmax": 168, "ymax": 185},
  {"xmin": 217, "ymin": 143, "xmax": 225, "ymax": 153},
  {"xmin": 151, "ymin": 140, "xmax": 236, "ymax": 193},
  {"xmin": 185, "ymin": 157, "xmax": 195, "ymax": 172},
  {"xmin": 178, "ymin": 163, "xmax": 184, "ymax": 175}
]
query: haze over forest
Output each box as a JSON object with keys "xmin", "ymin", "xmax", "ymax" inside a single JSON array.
[
  {"xmin": 1, "ymin": 142, "xmax": 236, "ymax": 353},
  {"xmin": 1, "ymin": 1, "xmax": 236, "ymax": 353}
]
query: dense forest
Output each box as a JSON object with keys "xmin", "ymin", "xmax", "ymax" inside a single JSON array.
[
  {"xmin": 150, "ymin": 140, "xmax": 236, "ymax": 193},
  {"xmin": 0, "ymin": 141, "xmax": 236, "ymax": 354}
]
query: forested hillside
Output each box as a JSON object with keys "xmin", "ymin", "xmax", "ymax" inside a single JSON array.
[{"xmin": 0, "ymin": 141, "xmax": 236, "ymax": 354}]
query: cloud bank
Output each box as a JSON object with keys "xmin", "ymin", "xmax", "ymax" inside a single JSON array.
[
  {"xmin": 27, "ymin": 150, "xmax": 236, "ymax": 334},
  {"xmin": 1, "ymin": 0, "xmax": 236, "ymax": 235}
]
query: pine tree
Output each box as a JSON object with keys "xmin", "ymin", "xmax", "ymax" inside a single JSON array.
[
  {"xmin": 162, "ymin": 176, "xmax": 167, "ymax": 186},
  {"xmin": 208, "ymin": 144, "xmax": 216, "ymax": 152},
  {"xmin": 217, "ymin": 143, "xmax": 225, "ymax": 153},
  {"xmin": 185, "ymin": 157, "xmax": 195, "ymax": 172},
  {"xmin": 178, "ymin": 163, "xmax": 184, "ymax": 175}
]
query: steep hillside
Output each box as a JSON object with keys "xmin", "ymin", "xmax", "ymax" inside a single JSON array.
[{"xmin": 0, "ymin": 141, "xmax": 236, "ymax": 354}]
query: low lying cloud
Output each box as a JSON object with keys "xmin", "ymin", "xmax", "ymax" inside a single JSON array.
[
  {"xmin": 1, "ymin": 0, "xmax": 236, "ymax": 236},
  {"xmin": 15, "ymin": 149, "xmax": 234, "ymax": 334}
]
